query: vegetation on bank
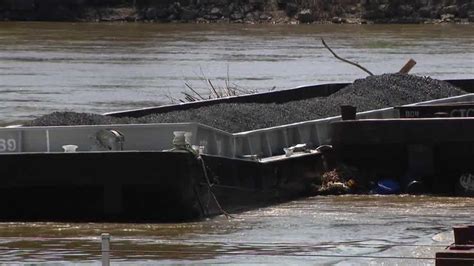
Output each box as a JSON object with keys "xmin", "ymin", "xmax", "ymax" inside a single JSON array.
[{"xmin": 0, "ymin": 0, "xmax": 472, "ymax": 24}]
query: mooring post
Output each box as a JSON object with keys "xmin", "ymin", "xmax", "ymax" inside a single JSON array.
[
  {"xmin": 453, "ymin": 226, "xmax": 471, "ymax": 245},
  {"xmin": 101, "ymin": 233, "xmax": 111, "ymax": 266},
  {"xmin": 340, "ymin": 105, "xmax": 357, "ymax": 120}
]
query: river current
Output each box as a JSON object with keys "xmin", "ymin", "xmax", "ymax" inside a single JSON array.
[
  {"xmin": 0, "ymin": 22, "xmax": 473, "ymax": 264},
  {"xmin": 0, "ymin": 23, "xmax": 473, "ymax": 124}
]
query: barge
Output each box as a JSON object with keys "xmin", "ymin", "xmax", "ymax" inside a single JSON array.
[{"xmin": 0, "ymin": 78, "xmax": 473, "ymax": 221}]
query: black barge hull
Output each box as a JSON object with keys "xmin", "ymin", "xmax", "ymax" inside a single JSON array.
[
  {"xmin": 330, "ymin": 118, "xmax": 474, "ymax": 195},
  {"xmin": 0, "ymin": 151, "xmax": 203, "ymax": 221},
  {"xmin": 0, "ymin": 150, "xmax": 323, "ymax": 222},
  {"xmin": 1, "ymin": 78, "xmax": 473, "ymax": 221}
]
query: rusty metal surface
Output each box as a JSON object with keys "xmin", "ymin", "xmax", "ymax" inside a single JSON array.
[{"xmin": 436, "ymin": 225, "xmax": 474, "ymax": 266}]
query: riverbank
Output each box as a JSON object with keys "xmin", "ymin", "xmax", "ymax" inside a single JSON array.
[{"xmin": 0, "ymin": 0, "xmax": 473, "ymax": 24}]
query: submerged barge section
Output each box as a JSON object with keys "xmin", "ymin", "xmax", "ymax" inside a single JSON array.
[
  {"xmin": 1, "ymin": 78, "xmax": 473, "ymax": 221},
  {"xmin": 0, "ymin": 123, "xmax": 226, "ymax": 221},
  {"xmin": 0, "ymin": 122, "xmax": 325, "ymax": 221}
]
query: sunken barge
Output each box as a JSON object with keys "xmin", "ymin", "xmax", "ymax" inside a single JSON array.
[{"xmin": 1, "ymin": 76, "xmax": 473, "ymax": 221}]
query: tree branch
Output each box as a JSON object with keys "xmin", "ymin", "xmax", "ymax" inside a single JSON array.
[{"xmin": 321, "ymin": 38, "xmax": 374, "ymax": 76}]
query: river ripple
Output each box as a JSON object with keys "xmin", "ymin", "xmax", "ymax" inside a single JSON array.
[
  {"xmin": 0, "ymin": 22, "xmax": 473, "ymax": 124},
  {"xmin": 0, "ymin": 196, "xmax": 472, "ymax": 264}
]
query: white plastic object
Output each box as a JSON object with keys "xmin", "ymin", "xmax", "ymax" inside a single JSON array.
[
  {"xmin": 172, "ymin": 131, "xmax": 186, "ymax": 146},
  {"xmin": 62, "ymin": 145, "xmax": 78, "ymax": 153},
  {"xmin": 283, "ymin": 147, "xmax": 294, "ymax": 157},
  {"xmin": 292, "ymin": 143, "xmax": 307, "ymax": 150}
]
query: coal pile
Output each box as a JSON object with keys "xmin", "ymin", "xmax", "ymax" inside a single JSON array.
[{"xmin": 26, "ymin": 74, "xmax": 466, "ymax": 132}]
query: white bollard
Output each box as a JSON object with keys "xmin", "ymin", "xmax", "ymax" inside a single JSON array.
[{"xmin": 101, "ymin": 233, "xmax": 110, "ymax": 266}]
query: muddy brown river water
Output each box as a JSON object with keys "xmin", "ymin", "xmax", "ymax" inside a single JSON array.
[
  {"xmin": 0, "ymin": 196, "xmax": 473, "ymax": 264},
  {"xmin": 0, "ymin": 23, "xmax": 473, "ymax": 124},
  {"xmin": 0, "ymin": 22, "xmax": 473, "ymax": 264}
]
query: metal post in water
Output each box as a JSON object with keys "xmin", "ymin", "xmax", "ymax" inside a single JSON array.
[{"xmin": 101, "ymin": 233, "xmax": 110, "ymax": 266}]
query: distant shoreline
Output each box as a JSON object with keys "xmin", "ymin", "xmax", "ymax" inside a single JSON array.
[{"xmin": 0, "ymin": 0, "xmax": 472, "ymax": 25}]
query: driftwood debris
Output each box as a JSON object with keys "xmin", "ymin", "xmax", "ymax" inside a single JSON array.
[
  {"xmin": 398, "ymin": 58, "xmax": 417, "ymax": 74},
  {"xmin": 321, "ymin": 38, "xmax": 374, "ymax": 76},
  {"xmin": 321, "ymin": 39, "xmax": 418, "ymax": 76}
]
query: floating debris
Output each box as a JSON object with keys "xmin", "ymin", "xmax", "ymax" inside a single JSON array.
[
  {"xmin": 315, "ymin": 164, "xmax": 360, "ymax": 195},
  {"xmin": 26, "ymin": 74, "xmax": 465, "ymax": 132}
]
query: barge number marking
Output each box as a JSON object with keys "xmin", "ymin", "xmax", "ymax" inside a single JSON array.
[{"xmin": 0, "ymin": 138, "xmax": 16, "ymax": 152}]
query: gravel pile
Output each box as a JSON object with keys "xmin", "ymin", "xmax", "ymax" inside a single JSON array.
[
  {"xmin": 26, "ymin": 111, "xmax": 119, "ymax": 127},
  {"xmin": 26, "ymin": 74, "xmax": 466, "ymax": 132}
]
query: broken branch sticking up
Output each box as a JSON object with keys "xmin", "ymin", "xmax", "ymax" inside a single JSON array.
[{"xmin": 321, "ymin": 38, "xmax": 374, "ymax": 76}]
